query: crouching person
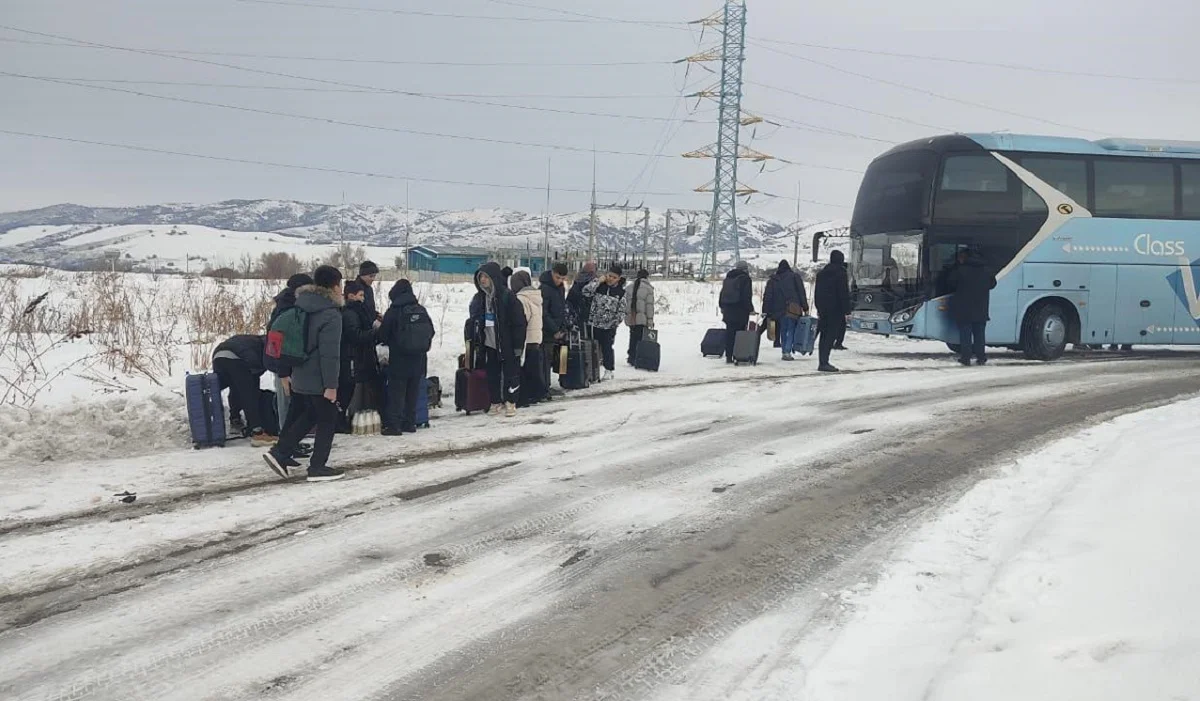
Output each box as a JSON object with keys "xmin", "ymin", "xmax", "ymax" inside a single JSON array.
[
  {"xmin": 212, "ymin": 334, "xmax": 274, "ymax": 446},
  {"xmin": 265, "ymin": 265, "xmax": 346, "ymax": 483},
  {"xmin": 379, "ymin": 279, "xmax": 435, "ymax": 434}
]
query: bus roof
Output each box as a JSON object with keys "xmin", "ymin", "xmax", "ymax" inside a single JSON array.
[{"xmin": 881, "ymin": 133, "xmax": 1200, "ymax": 160}]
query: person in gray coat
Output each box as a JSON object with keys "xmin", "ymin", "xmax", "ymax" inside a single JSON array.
[
  {"xmin": 625, "ymin": 269, "xmax": 655, "ymax": 365},
  {"xmin": 265, "ymin": 265, "xmax": 346, "ymax": 483}
]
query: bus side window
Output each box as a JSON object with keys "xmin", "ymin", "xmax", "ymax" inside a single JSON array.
[
  {"xmin": 1182, "ymin": 164, "xmax": 1200, "ymax": 219},
  {"xmin": 1019, "ymin": 157, "xmax": 1089, "ymax": 211}
]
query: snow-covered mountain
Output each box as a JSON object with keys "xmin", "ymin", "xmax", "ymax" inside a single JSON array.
[{"xmin": 0, "ymin": 199, "xmax": 845, "ymax": 270}]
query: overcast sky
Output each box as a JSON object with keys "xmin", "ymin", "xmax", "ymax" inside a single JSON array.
[{"xmin": 2, "ymin": 0, "xmax": 1197, "ymax": 221}]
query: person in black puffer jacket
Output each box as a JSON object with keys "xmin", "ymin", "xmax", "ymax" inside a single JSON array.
[
  {"xmin": 814, "ymin": 250, "xmax": 851, "ymax": 372},
  {"xmin": 469, "ymin": 262, "xmax": 528, "ymax": 417},
  {"xmin": 718, "ymin": 261, "xmax": 755, "ymax": 364},
  {"xmin": 539, "ymin": 263, "xmax": 569, "ymax": 399},
  {"xmin": 380, "ymin": 279, "xmax": 435, "ymax": 433},
  {"xmin": 337, "ymin": 280, "xmax": 382, "ymax": 431}
]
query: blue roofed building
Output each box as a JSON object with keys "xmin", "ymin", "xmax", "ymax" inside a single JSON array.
[{"xmin": 407, "ymin": 245, "xmax": 491, "ymax": 274}]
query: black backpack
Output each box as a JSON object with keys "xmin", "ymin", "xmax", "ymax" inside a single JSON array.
[
  {"xmin": 394, "ymin": 303, "xmax": 435, "ymax": 355},
  {"xmin": 719, "ymin": 275, "xmax": 743, "ymax": 306}
]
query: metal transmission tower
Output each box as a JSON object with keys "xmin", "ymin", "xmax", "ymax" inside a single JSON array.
[{"xmin": 682, "ymin": 0, "xmax": 772, "ymax": 279}]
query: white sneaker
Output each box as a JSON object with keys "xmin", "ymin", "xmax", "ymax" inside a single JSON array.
[
  {"xmin": 488, "ymin": 404, "xmax": 503, "ymax": 417},
  {"xmin": 505, "ymin": 402, "xmax": 517, "ymax": 418},
  {"xmin": 602, "ymin": 369, "xmax": 614, "ymax": 381}
]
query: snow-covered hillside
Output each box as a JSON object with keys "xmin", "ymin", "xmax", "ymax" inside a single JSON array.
[{"xmin": 0, "ymin": 199, "xmax": 846, "ymax": 270}]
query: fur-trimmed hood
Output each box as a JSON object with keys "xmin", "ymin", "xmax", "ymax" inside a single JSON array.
[{"xmin": 296, "ymin": 284, "xmax": 345, "ymax": 312}]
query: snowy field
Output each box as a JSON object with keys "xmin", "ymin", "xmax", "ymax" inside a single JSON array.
[{"xmin": 656, "ymin": 399, "xmax": 1200, "ymax": 701}]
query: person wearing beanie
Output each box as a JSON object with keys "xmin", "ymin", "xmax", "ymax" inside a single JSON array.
[
  {"xmin": 266, "ymin": 272, "xmax": 316, "ymax": 428},
  {"xmin": 468, "ymin": 262, "xmax": 527, "ymax": 417},
  {"xmin": 771, "ymin": 259, "xmax": 809, "ymax": 361},
  {"xmin": 336, "ymin": 280, "xmax": 382, "ymax": 432},
  {"xmin": 265, "ymin": 264, "xmax": 346, "ymax": 482},
  {"xmin": 625, "ymin": 269, "xmax": 655, "ymax": 367},
  {"xmin": 510, "ymin": 271, "xmax": 545, "ymax": 406},
  {"xmin": 814, "ymin": 250, "xmax": 851, "ymax": 372},
  {"xmin": 539, "ymin": 262, "xmax": 570, "ymax": 399},
  {"xmin": 356, "ymin": 260, "xmax": 381, "ymax": 321},
  {"xmin": 582, "ymin": 263, "xmax": 627, "ymax": 380},
  {"xmin": 719, "ymin": 261, "xmax": 755, "ymax": 364},
  {"xmin": 379, "ymin": 278, "xmax": 435, "ymax": 433}
]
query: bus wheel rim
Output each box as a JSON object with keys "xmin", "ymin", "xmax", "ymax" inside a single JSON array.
[{"xmin": 1043, "ymin": 315, "xmax": 1066, "ymax": 348}]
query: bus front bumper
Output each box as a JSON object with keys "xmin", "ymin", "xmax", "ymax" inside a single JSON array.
[{"xmin": 850, "ymin": 311, "xmax": 895, "ymax": 335}]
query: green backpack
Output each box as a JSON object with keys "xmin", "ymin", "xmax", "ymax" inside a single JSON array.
[{"xmin": 265, "ymin": 307, "xmax": 309, "ymax": 368}]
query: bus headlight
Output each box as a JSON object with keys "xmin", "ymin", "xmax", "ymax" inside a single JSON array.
[{"xmin": 890, "ymin": 304, "xmax": 922, "ymax": 325}]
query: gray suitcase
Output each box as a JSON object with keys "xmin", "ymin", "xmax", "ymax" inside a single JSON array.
[{"xmin": 733, "ymin": 329, "xmax": 759, "ymax": 366}]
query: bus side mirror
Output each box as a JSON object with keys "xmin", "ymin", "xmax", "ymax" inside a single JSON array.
[{"xmin": 812, "ymin": 232, "xmax": 825, "ymax": 263}]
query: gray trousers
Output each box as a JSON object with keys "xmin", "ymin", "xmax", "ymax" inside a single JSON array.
[{"xmin": 274, "ymin": 375, "xmax": 290, "ymax": 430}]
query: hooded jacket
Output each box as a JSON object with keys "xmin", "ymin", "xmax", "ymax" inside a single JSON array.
[
  {"xmin": 583, "ymin": 276, "xmax": 627, "ymax": 330},
  {"xmin": 514, "ymin": 284, "xmax": 544, "ymax": 347},
  {"xmin": 381, "ymin": 281, "xmax": 431, "ymax": 377},
  {"xmin": 768, "ymin": 261, "xmax": 808, "ymax": 319},
  {"xmin": 567, "ymin": 268, "xmax": 596, "ymax": 328},
  {"xmin": 947, "ymin": 252, "xmax": 997, "ymax": 323},
  {"xmin": 289, "ymin": 284, "xmax": 344, "ymax": 395},
  {"xmin": 268, "ymin": 287, "xmax": 298, "ymax": 329},
  {"xmin": 538, "ymin": 269, "xmax": 568, "ymax": 343},
  {"xmin": 626, "ymin": 277, "xmax": 655, "ymax": 328},
  {"xmin": 213, "ymin": 335, "xmax": 266, "ymax": 375},
  {"xmin": 814, "ymin": 251, "xmax": 852, "ymax": 320},
  {"xmin": 719, "ymin": 268, "xmax": 755, "ymax": 317},
  {"xmin": 341, "ymin": 299, "xmax": 379, "ymax": 383},
  {"xmin": 469, "ymin": 262, "xmax": 527, "ymax": 361}
]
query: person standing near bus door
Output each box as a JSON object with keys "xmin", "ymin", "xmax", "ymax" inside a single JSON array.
[
  {"xmin": 947, "ymin": 249, "xmax": 997, "ymax": 366},
  {"xmin": 814, "ymin": 250, "xmax": 851, "ymax": 373}
]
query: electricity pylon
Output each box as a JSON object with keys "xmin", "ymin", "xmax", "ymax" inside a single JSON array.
[{"xmin": 680, "ymin": 0, "xmax": 771, "ymax": 279}]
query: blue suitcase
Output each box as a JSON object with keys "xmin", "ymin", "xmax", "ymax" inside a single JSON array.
[
  {"xmin": 794, "ymin": 316, "xmax": 818, "ymax": 356},
  {"xmin": 186, "ymin": 372, "xmax": 227, "ymax": 449},
  {"xmin": 415, "ymin": 376, "xmax": 431, "ymax": 428}
]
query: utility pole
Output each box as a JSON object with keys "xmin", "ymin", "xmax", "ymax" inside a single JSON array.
[
  {"xmin": 792, "ymin": 181, "xmax": 802, "ymax": 265},
  {"xmin": 543, "ymin": 157, "xmax": 552, "ymax": 272},
  {"xmin": 681, "ymin": 0, "xmax": 770, "ymax": 279},
  {"xmin": 404, "ymin": 181, "xmax": 411, "ymax": 273},
  {"xmin": 587, "ymin": 149, "xmax": 597, "ymax": 264},
  {"xmin": 640, "ymin": 207, "xmax": 651, "ymax": 271}
]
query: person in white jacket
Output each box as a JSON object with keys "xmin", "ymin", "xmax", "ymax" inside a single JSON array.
[{"xmin": 510, "ymin": 270, "xmax": 545, "ymax": 406}]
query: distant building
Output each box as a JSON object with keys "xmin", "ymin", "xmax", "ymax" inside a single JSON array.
[{"xmin": 407, "ymin": 246, "xmax": 490, "ymax": 274}]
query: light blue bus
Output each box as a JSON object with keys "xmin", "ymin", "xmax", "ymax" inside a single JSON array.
[{"xmin": 834, "ymin": 133, "xmax": 1200, "ymax": 359}]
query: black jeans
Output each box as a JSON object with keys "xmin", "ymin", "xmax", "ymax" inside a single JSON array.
[
  {"xmin": 541, "ymin": 341, "xmax": 557, "ymax": 396},
  {"xmin": 627, "ymin": 325, "xmax": 646, "ymax": 364},
  {"xmin": 276, "ymin": 393, "xmax": 338, "ymax": 470},
  {"xmin": 818, "ymin": 315, "xmax": 841, "ymax": 366},
  {"xmin": 385, "ymin": 363, "xmax": 421, "ymax": 430},
  {"xmin": 724, "ymin": 313, "xmax": 750, "ymax": 361},
  {"xmin": 592, "ymin": 326, "xmax": 617, "ymax": 371},
  {"xmin": 484, "ymin": 346, "xmax": 521, "ymax": 405},
  {"xmin": 958, "ymin": 322, "xmax": 987, "ymax": 362},
  {"xmin": 213, "ymin": 357, "xmax": 262, "ymax": 433}
]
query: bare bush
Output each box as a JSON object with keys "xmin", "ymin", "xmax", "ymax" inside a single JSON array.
[
  {"xmin": 258, "ymin": 251, "xmax": 304, "ymax": 281},
  {"xmin": 325, "ymin": 243, "xmax": 367, "ymax": 272},
  {"xmin": 184, "ymin": 279, "xmax": 274, "ymax": 371}
]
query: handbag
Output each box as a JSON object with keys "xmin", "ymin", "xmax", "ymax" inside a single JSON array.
[
  {"xmin": 766, "ymin": 319, "xmax": 778, "ymax": 342},
  {"xmin": 786, "ymin": 301, "xmax": 804, "ymax": 319}
]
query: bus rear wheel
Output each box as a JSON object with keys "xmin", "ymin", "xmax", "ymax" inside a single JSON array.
[{"xmin": 1022, "ymin": 304, "xmax": 1069, "ymax": 361}]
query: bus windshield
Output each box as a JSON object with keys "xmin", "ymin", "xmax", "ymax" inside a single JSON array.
[
  {"xmin": 852, "ymin": 150, "xmax": 937, "ymax": 236},
  {"xmin": 851, "ymin": 231, "xmax": 923, "ymax": 288}
]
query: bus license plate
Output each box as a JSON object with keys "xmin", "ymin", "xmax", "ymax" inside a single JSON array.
[{"xmin": 860, "ymin": 321, "xmax": 877, "ymax": 330}]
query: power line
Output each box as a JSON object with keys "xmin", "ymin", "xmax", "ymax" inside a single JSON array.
[
  {"xmin": 745, "ymin": 79, "xmax": 950, "ymax": 132},
  {"xmin": 235, "ymin": 0, "xmax": 689, "ymax": 26},
  {"xmin": 751, "ymin": 41, "xmax": 1106, "ymax": 135},
  {"xmin": 750, "ymin": 36, "xmax": 1200, "ymax": 85},
  {"xmin": 0, "ymin": 37, "xmax": 676, "ymax": 67},
  {"xmin": 0, "ymin": 71, "xmax": 699, "ymax": 158},
  {"xmin": 1, "ymin": 74, "xmax": 687, "ymax": 99},
  {"xmin": 755, "ymin": 110, "xmax": 897, "ymax": 145},
  {"xmin": 0, "ymin": 25, "xmax": 717, "ymax": 124}
]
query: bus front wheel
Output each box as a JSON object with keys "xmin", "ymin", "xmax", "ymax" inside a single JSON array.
[{"xmin": 1022, "ymin": 304, "xmax": 1069, "ymax": 361}]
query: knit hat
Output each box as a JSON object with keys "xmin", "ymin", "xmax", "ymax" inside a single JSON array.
[
  {"xmin": 358, "ymin": 260, "xmax": 380, "ymax": 277},
  {"xmin": 286, "ymin": 273, "xmax": 314, "ymax": 290},
  {"xmin": 314, "ymin": 264, "xmax": 343, "ymax": 288},
  {"xmin": 735, "ymin": 260, "xmax": 750, "ymax": 272}
]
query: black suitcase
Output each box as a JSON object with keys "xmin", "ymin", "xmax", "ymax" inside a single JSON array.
[
  {"xmin": 701, "ymin": 328, "xmax": 725, "ymax": 357},
  {"xmin": 560, "ymin": 333, "xmax": 589, "ymax": 390},
  {"xmin": 733, "ymin": 329, "xmax": 759, "ymax": 365},
  {"xmin": 634, "ymin": 329, "xmax": 661, "ymax": 372}
]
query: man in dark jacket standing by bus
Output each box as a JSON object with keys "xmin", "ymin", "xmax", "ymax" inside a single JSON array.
[
  {"xmin": 947, "ymin": 249, "xmax": 997, "ymax": 366},
  {"xmin": 719, "ymin": 261, "xmax": 755, "ymax": 364},
  {"xmin": 814, "ymin": 250, "xmax": 851, "ymax": 372}
]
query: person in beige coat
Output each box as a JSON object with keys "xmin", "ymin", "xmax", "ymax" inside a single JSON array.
[
  {"xmin": 511, "ymin": 270, "xmax": 545, "ymax": 406},
  {"xmin": 625, "ymin": 268, "xmax": 655, "ymax": 365}
]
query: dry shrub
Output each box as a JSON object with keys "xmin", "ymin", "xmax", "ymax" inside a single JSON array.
[{"xmin": 185, "ymin": 279, "xmax": 274, "ymax": 371}]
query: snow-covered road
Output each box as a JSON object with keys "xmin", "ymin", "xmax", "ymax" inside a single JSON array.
[{"xmin": 2, "ymin": 352, "xmax": 1199, "ymax": 700}]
